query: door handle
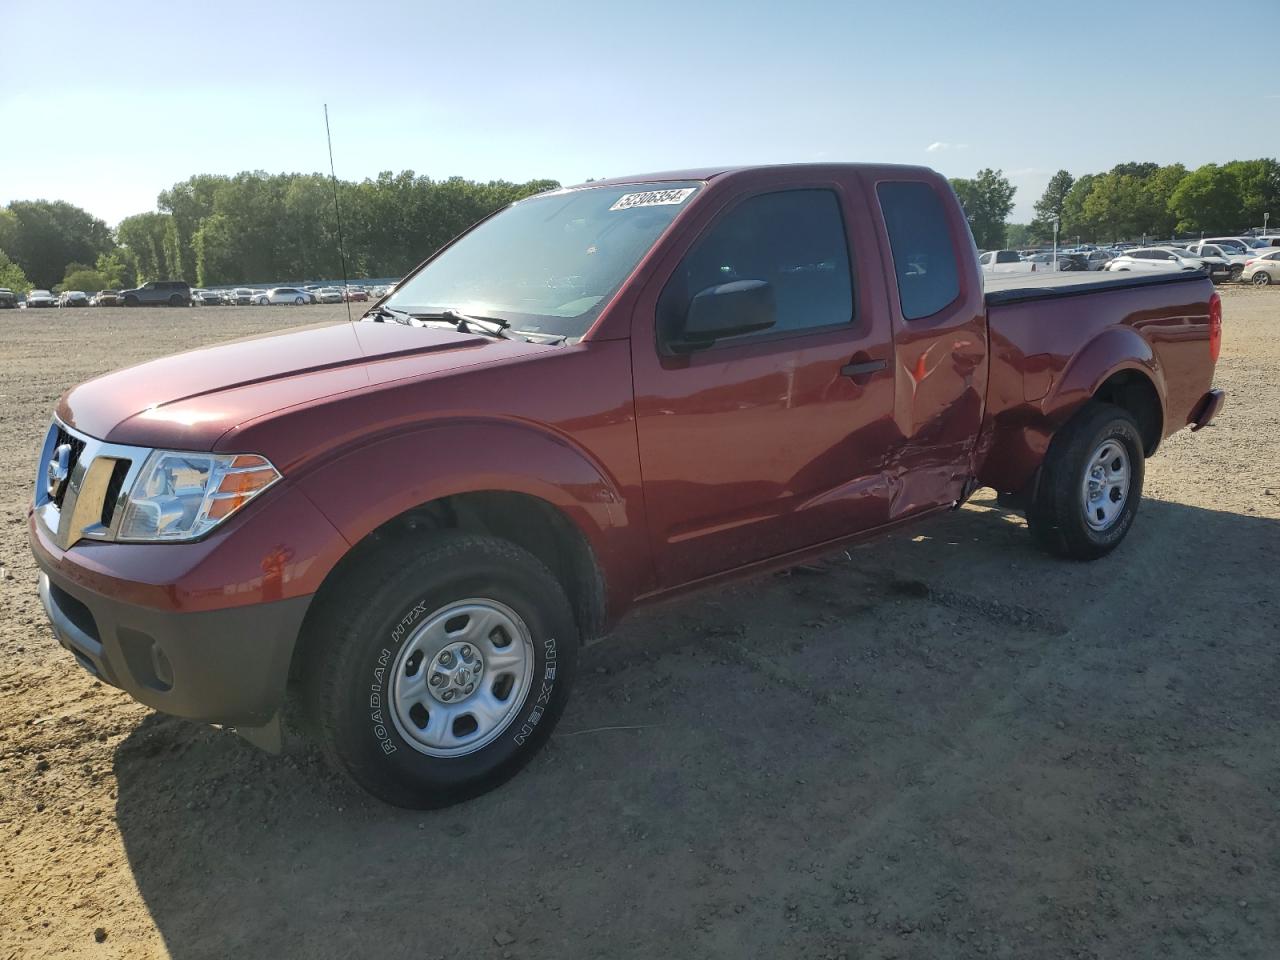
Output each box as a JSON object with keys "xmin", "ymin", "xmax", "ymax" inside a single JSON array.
[{"xmin": 840, "ymin": 358, "xmax": 887, "ymax": 378}]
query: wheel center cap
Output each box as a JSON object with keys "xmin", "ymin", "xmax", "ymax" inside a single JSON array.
[{"xmin": 426, "ymin": 641, "xmax": 484, "ymax": 704}]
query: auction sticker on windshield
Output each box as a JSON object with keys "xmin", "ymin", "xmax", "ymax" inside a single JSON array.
[{"xmin": 609, "ymin": 188, "xmax": 696, "ymax": 211}]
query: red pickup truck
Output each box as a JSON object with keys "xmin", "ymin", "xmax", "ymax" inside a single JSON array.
[{"xmin": 29, "ymin": 164, "xmax": 1224, "ymax": 807}]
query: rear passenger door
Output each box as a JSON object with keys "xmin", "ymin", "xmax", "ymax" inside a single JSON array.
[
  {"xmin": 869, "ymin": 178, "xmax": 988, "ymax": 519},
  {"xmin": 630, "ymin": 176, "xmax": 897, "ymax": 587}
]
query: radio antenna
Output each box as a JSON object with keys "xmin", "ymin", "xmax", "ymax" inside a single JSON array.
[{"xmin": 324, "ymin": 103, "xmax": 353, "ymax": 323}]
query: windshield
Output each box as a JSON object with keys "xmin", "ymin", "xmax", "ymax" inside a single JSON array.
[{"xmin": 384, "ymin": 181, "xmax": 702, "ymax": 338}]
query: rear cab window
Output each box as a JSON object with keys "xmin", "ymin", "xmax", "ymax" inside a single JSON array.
[{"xmin": 875, "ymin": 181, "xmax": 961, "ymax": 320}]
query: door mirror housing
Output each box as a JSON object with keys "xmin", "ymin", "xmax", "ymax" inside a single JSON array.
[{"xmin": 673, "ymin": 279, "xmax": 776, "ymax": 351}]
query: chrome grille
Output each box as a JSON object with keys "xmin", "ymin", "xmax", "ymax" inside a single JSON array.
[{"xmin": 35, "ymin": 420, "xmax": 150, "ymax": 551}]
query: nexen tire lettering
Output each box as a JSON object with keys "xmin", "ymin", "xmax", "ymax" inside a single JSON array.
[{"xmin": 513, "ymin": 638, "xmax": 557, "ymax": 746}]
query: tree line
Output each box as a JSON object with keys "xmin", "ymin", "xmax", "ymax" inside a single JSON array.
[
  {"xmin": 2, "ymin": 159, "xmax": 1277, "ymax": 294},
  {"xmin": 0, "ymin": 172, "xmax": 558, "ymax": 293}
]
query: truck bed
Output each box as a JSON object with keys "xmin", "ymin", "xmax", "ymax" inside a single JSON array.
[{"xmin": 983, "ymin": 269, "xmax": 1207, "ymax": 306}]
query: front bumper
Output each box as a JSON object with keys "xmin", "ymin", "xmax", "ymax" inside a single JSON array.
[{"xmin": 35, "ymin": 564, "xmax": 310, "ymax": 728}]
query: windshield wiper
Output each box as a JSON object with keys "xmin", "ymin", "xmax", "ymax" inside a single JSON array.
[
  {"xmin": 439, "ymin": 309, "xmax": 510, "ymax": 339},
  {"xmin": 363, "ymin": 303, "xmax": 414, "ymax": 325}
]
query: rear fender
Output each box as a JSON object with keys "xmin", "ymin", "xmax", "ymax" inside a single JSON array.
[{"xmin": 977, "ymin": 327, "xmax": 1165, "ymax": 494}]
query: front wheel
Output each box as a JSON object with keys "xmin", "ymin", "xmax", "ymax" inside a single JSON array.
[
  {"xmin": 1254, "ymin": 272, "xmax": 1273, "ymax": 287},
  {"xmin": 301, "ymin": 533, "xmax": 578, "ymax": 808},
  {"xmin": 1230, "ymin": 265, "xmax": 1244, "ymax": 282},
  {"xmin": 1027, "ymin": 402, "xmax": 1145, "ymax": 561}
]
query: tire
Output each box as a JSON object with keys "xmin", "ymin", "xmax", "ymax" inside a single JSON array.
[
  {"xmin": 1254, "ymin": 272, "xmax": 1272, "ymax": 287},
  {"xmin": 1026, "ymin": 402, "xmax": 1145, "ymax": 561},
  {"xmin": 168, "ymin": 294, "xmax": 184, "ymax": 307},
  {"xmin": 124, "ymin": 295, "xmax": 139, "ymax": 306},
  {"xmin": 301, "ymin": 532, "xmax": 578, "ymax": 808},
  {"xmin": 295, "ymin": 296, "xmax": 304, "ymax": 305},
  {"xmin": 1230, "ymin": 265, "xmax": 1244, "ymax": 282}
]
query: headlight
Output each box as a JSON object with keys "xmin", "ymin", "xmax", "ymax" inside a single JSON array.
[{"xmin": 116, "ymin": 451, "xmax": 280, "ymax": 542}]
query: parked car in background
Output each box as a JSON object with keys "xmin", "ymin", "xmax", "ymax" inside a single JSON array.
[
  {"xmin": 315, "ymin": 287, "xmax": 345, "ymax": 303},
  {"xmin": 25, "ymin": 290, "xmax": 57, "ymax": 308},
  {"xmin": 1185, "ymin": 243, "xmax": 1251, "ymax": 281},
  {"xmin": 1105, "ymin": 248, "xmax": 1207, "ymax": 276},
  {"xmin": 1086, "ymin": 250, "xmax": 1115, "ymax": 271},
  {"xmin": 344, "ymin": 285, "xmax": 369, "ymax": 302},
  {"xmin": 28, "ymin": 162, "xmax": 1226, "ymax": 807},
  {"xmin": 978, "ymin": 250, "xmax": 1037, "ymax": 274},
  {"xmin": 1056, "ymin": 252, "xmax": 1089, "ymax": 272},
  {"xmin": 1199, "ymin": 237, "xmax": 1252, "ymax": 257},
  {"xmin": 226, "ymin": 288, "xmax": 255, "ymax": 305},
  {"xmin": 1242, "ymin": 248, "xmax": 1280, "ymax": 285},
  {"xmin": 57, "ymin": 291, "xmax": 91, "ymax": 308},
  {"xmin": 1162, "ymin": 246, "xmax": 1231, "ymax": 283},
  {"xmin": 92, "ymin": 290, "xmax": 123, "ymax": 306},
  {"xmin": 193, "ymin": 289, "xmax": 225, "ymax": 306},
  {"xmin": 121, "ymin": 280, "xmax": 192, "ymax": 307},
  {"xmin": 0, "ymin": 288, "xmax": 17, "ymax": 308},
  {"xmin": 264, "ymin": 286, "xmax": 315, "ymax": 305}
]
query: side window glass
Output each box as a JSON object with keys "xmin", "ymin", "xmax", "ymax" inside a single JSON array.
[
  {"xmin": 876, "ymin": 181, "xmax": 961, "ymax": 320},
  {"xmin": 659, "ymin": 189, "xmax": 854, "ymax": 345}
]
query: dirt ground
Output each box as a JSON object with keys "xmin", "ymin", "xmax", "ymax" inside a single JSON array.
[{"xmin": 1, "ymin": 290, "xmax": 1277, "ymax": 960}]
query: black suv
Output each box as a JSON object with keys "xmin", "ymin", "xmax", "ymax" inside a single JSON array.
[{"xmin": 120, "ymin": 280, "xmax": 192, "ymax": 307}]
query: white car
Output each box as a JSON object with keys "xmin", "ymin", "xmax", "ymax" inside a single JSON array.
[
  {"xmin": 315, "ymin": 287, "xmax": 345, "ymax": 303},
  {"xmin": 263, "ymin": 286, "xmax": 315, "ymax": 305},
  {"xmin": 978, "ymin": 250, "xmax": 1038, "ymax": 274},
  {"xmin": 1184, "ymin": 243, "xmax": 1252, "ymax": 281},
  {"xmin": 1105, "ymin": 247, "xmax": 1208, "ymax": 276},
  {"xmin": 25, "ymin": 289, "xmax": 57, "ymax": 308},
  {"xmin": 1242, "ymin": 248, "xmax": 1280, "ymax": 286}
]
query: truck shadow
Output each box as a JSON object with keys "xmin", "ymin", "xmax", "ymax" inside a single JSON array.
[{"xmin": 111, "ymin": 495, "xmax": 1280, "ymax": 960}]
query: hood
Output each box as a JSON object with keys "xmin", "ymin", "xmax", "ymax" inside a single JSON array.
[{"xmin": 58, "ymin": 320, "xmax": 547, "ymax": 450}]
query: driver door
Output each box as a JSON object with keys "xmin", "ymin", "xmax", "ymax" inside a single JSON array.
[{"xmin": 629, "ymin": 178, "xmax": 898, "ymax": 588}]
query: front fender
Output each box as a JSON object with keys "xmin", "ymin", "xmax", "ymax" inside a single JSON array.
[{"xmin": 293, "ymin": 418, "xmax": 645, "ymax": 607}]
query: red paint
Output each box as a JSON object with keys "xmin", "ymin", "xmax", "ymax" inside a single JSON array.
[{"xmin": 37, "ymin": 163, "xmax": 1222, "ymax": 638}]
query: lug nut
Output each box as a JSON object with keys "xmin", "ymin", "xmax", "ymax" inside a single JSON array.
[
  {"xmin": 464, "ymin": 683, "xmax": 474, "ymax": 694},
  {"xmin": 472, "ymin": 662, "xmax": 482, "ymax": 674},
  {"xmin": 429, "ymin": 673, "xmax": 444, "ymax": 686},
  {"xmin": 442, "ymin": 690, "xmax": 454, "ymax": 701},
  {"xmin": 439, "ymin": 651, "xmax": 453, "ymax": 666},
  {"xmin": 460, "ymin": 645, "xmax": 472, "ymax": 659}
]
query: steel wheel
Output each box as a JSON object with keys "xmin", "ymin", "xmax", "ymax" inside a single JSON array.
[
  {"xmin": 1081, "ymin": 439, "xmax": 1130, "ymax": 531},
  {"xmin": 389, "ymin": 598, "xmax": 534, "ymax": 758}
]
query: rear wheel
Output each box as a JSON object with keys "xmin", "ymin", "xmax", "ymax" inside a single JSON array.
[
  {"xmin": 301, "ymin": 533, "xmax": 578, "ymax": 808},
  {"xmin": 1027, "ymin": 402, "xmax": 1144, "ymax": 561},
  {"xmin": 168, "ymin": 294, "xmax": 183, "ymax": 306}
]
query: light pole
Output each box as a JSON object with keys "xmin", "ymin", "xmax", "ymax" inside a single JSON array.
[
  {"xmin": 1051, "ymin": 217, "xmax": 1059, "ymax": 270},
  {"xmin": 1266, "ymin": 212, "xmax": 1271, "ymax": 235}
]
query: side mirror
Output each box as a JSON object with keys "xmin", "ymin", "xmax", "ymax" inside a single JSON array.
[{"xmin": 674, "ymin": 279, "xmax": 776, "ymax": 351}]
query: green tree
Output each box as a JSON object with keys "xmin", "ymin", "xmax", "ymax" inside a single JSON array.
[
  {"xmin": 1004, "ymin": 223, "xmax": 1032, "ymax": 248},
  {"xmin": 94, "ymin": 251, "xmax": 130, "ymax": 288},
  {"xmin": 1140, "ymin": 164, "xmax": 1187, "ymax": 239},
  {"xmin": 1031, "ymin": 170, "xmax": 1074, "ymax": 240},
  {"xmin": 1223, "ymin": 158, "xmax": 1280, "ymax": 231},
  {"xmin": 58, "ymin": 264, "xmax": 109, "ymax": 293},
  {"xmin": 1060, "ymin": 173, "xmax": 1099, "ymax": 241},
  {"xmin": 117, "ymin": 212, "xmax": 176, "ymax": 281},
  {"xmin": 1082, "ymin": 173, "xmax": 1147, "ymax": 242},
  {"xmin": 0, "ymin": 200, "xmax": 114, "ymax": 288},
  {"xmin": 948, "ymin": 169, "xmax": 1016, "ymax": 249},
  {"xmin": 0, "ymin": 248, "xmax": 31, "ymax": 293},
  {"xmin": 1169, "ymin": 164, "xmax": 1240, "ymax": 234}
]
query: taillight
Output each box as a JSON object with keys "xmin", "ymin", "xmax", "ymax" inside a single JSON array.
[{"xmin": 1208, "ymin": 291, "xmax": 1222, "ymax": 363}]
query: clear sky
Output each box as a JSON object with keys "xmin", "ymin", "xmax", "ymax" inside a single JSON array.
[{"xmin": 2, "ymin": 0, "xmax": 1274, "ymax": 226}]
